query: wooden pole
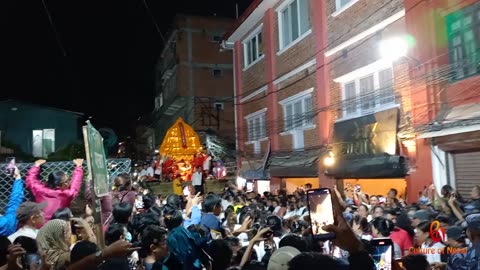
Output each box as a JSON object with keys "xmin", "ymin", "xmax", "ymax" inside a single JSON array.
[{"xmin": 83, "ymin": 125, "xmax": 106, "ymax": 249}]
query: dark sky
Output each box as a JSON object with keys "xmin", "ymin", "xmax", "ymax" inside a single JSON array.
[{"xmin": 0, "ymin": 0, "xmax": 252, "ymax": 138}]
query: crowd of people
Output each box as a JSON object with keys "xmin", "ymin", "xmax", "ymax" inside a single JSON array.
[{"xmin": 1, "ymin": 159, "xmax": 480, "ymax": 270}]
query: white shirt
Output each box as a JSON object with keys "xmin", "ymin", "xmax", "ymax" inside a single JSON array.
[
  {"xmin": 203, "ymin": 156, "xmax": 212, "ymax": 171},
  {"xmin": 254, "ymin": 237, "xmax": 281, "ymax": 262},
  {"xmin": 139, "ymin": 169, "xmax": 147, "ymax": 177},
  {"xmin": 8, "ymin": 226, "xmax": 39, "ymax": 242},
  {"xmin": 421, "ymin": 241, "xmax": 445, "ymax": 264},
  {"xmin": 192, "ymin": 172, "xmax": 203, "ymax": 186},
  {"xmin": 283, "ymin": 209, "xmax": 302, "ymax": 220},
  {"xmin": 146, "ymin": 167, "xmax": 155, "ymax": 177}
]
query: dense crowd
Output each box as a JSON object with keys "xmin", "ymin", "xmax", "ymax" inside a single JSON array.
[{"xmin": 1, "ymin": 159, "xmax": 480, "ymax": 270}]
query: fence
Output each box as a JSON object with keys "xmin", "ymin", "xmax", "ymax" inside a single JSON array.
[{"xmin": 0, "ymin": 159, "xmax": 132, "ymax": 210}]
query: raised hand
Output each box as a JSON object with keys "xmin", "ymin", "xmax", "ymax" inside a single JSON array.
[
  {"xmin": 35, "ymin": 159, "xmax": 47, "ymax": 167},
  {"xmin": 73, "ymin": 159, "xmax": 84, "ymax": 167}
]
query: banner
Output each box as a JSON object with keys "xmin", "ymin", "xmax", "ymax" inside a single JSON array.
[{"xmin": 83, "ymin": 121, "xmax": 109, "ymax": 196}]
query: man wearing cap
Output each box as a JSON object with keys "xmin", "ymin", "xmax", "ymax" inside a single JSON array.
[
  {"xmin": 7, "ymin": 201, "xmax": 46, "ymax": 242},
  {"xmin": 431, "ymin": 213, "xmax": 480, "ymax": 270},
  {"xmin": 412, "ymin": 209, "xmax": 431, "ymax": 227},
  {"xmin": 0, "ymin": 167, "xmax": 24, "ymax": 237},
  {"xmin": 439, "ymin": 226, "xmax": 467, "ymax": 263}
]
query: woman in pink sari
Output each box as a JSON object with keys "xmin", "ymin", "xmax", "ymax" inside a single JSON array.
[{"xmin": 26, "ymin": 159, "xmax": 84, "ymax": 221}]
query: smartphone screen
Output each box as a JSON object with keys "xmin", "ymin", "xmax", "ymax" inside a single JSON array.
[
  {"xmin": 307, "ymin": 188, "xmax": 335, "ymax": 240},
  {"xmin": 371, "ymin": 238, "xmax": 394, "ymax": 270}
]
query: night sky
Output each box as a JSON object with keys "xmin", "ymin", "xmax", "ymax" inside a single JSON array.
[{"xmin": 0, "ymin": 0, "xmax": 252, "ymax": 138}]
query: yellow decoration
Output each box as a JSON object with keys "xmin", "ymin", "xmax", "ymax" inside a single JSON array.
[{"xmin": 159, "ymin": 117, "xmax": 202, "ymax": 161}]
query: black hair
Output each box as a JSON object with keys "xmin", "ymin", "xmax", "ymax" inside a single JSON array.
[
  {"xmin": 114, "ymin": 173, "xmax": 132, "ymax": 191},
  {"xmin": 166, "ymin": 194, "xmax": 182, "ymax": 209},
  {"xmin": 401, "ymin": 254, "xmax": 429, "ymax": 270},
  {"xmin": 389, "ymin": 188, "xmax": 398, "ymax": 196},
  {"xmin": 416, "ymin": 221, "xmax": 431, "ymax": 235},
  {"xmin": 139, "ymin": 225, "xmax": 168, "ymax": 258},
  {"xmin": 71, "ymin": 241, "xmax": 98, "ymax": 264},
  {"xmin": 203, "ymin": 194, "xmax": 222, "ymax": 213},
  {"xmin": 13, "ymin": 236, "xmax": 37, "ymax": 254},
  {"xmin": 358, "ymin": 204, "xmax": 369, "ymax": 212},
  {"xmin": 371, "ymin": 217, "xmax": 395, "ymax": 237},
  {"xmin": 112, "ymin": 202, "xmax": 133, "ymax": 224},
  {"xmin": 47, "ymin": 171, "xmax": 67, "ymax": 189},
  {"xmin": 162, "ymin": 204, "xmax": 183, "ymax": 230},
  {"xmin": 105, "ymin": 223, "xmax": 126, "ymax": 245},
  {"xmin": 143, "ymin": 194, "xmax": 156, "ymax": 210},
  {"xmin": 279, "ymin": 234, "xmax": 307, "ymax": 252},
  {"xmin": 130, "ymin": 212, "xmax": 161, "ymax": 238},
  {"xmin": 436, "ymin": 215, "xmax": 450, "ymax": 225},
  {"xmin": 395, "ymin": 212, "xmax": 415, "ymax": 238},
  {"xmin": 52, "ymin": 208, "xmax": 73, "ymax": 221},
  {"xmin": 288, "ymin": 252, "xmax": 341, "ymax": 270},
  {"xmin": 373, "ymin": 205, "xmax": 384, "ymax": 214},
  {"xmin": 352, "ymin": 215, "xmax": 369, "ymax": 233},
  {"xmin": 224, "ymin": 237, "xmax": 240, "ymax": 249},
  {"xmin": 207, "ymin": 240, "xmax": 233, "ymax": 270},
  {"xmin": 0, "ymin": 236, "xmax": 11, "ymax": 266}
]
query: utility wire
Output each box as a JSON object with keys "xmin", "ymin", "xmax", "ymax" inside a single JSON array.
[{"xmin": 41, "ymin": 0, "xmax": 66, "ymax": 56}]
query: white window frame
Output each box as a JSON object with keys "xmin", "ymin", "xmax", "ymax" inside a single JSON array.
[
  {"xmin": 242, "ymin": 24, "xmax": 264, "ymax": 70},
  {"xmin": 244, "ymin": 108, "xmax": 268, "ymax": 143},
  {"xmin": 32, "ymin": 129, "xmax": 55, "ymax": 158},
  {"xmin": 279, "ymin": 88, "xmax": 315, "ymax": 134},
  {"xmin": 334, "ymin": 59, "xmax": 398, "ymax": 121},
  {"xmin": 332, "ymin": 0, "xmax": 361, "ymax": 17},
  {"xmin": 277, "ymin": 0, "xmax": 312, "ymax": 54}
]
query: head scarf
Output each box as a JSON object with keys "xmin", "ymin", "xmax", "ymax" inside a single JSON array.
[{"xmin": 36, "ymin": 219, "xmax": 71, "ymax": 270}]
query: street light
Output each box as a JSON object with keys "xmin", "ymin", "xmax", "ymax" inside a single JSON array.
[{"xmin": 379, "ymin": 36, "xmax": 409, "ymax": 62}]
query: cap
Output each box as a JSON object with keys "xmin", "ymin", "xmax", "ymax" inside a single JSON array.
[
  {"xmin": 446, "ymin": 226, "xmax": 464, "ymax": 241},
  {"xmin": 413, "ymin": 210, "xmax": 430, "ymax": 221},
  {"xmin": 466, "ymin": 213, "xmax": 480, "ymax": 230},
  {"xmin": 418, "ymin": 197, "xmax": 431, "ymax": 205},
  {"xmin": 17, "ymin": 201, "xmax": 47, "ymax": 222},
  {"xmin": 267, "ymin": 246, "xmax": 301, "ymax": 270}
]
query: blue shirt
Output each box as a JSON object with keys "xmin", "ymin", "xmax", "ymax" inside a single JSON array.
[
  {"xmin": 448, "ymin": 243, "xmax": 480, "ymax": 270},
  {"xmin": 0, "ymin": 179, "xmax": 24, "ymax": 236},
  {"xmin": 183, "ymin": 205, "xmax": 201, "ymax": 228}
]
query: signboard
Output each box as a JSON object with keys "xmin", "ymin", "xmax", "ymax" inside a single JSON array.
[
  {"xmin": 326, "ymin": 108, "xmax": 408, "ymax": 178},
  {"xmin": 332, "ymin": 108, "xmax": 399, "ymax": 159},
  {"xmin": 83, "ymin": 121, "xmax": 109, "ymax": 196}
]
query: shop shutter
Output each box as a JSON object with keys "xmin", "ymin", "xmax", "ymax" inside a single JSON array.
[{"xmin": 453, "ymin": 151, "xmax": 480, "ymax": 199}]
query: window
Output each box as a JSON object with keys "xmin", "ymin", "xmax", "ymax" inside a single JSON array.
[
  {"xmin": 212, "ymin": 69, "xmax": 223, "ymax": 77},
  {"xmin": 214, "ymin": 102, "xmax": 224, "ymax": 111},
  {"xmin": 279, "ymin": 0, "xmax": 310, "ymax": 49},
  {"xmin": 243, "ymin": 30, "xmax": 264, "ymax": 67},
  {"xmin": 446, "ymin": 2, "xmax": 480, "ymax": 81},
  {"xmin": 245, "ymin": 109, "xmax": 267, "ymax": 142},
  {"xmin": 336, "ymin": 0, "xmax": 353, "ymax": 10},
  {"xmin": 155, "ymin": 93, "xmax": 163, "ymax": 109},
  {"xmin": 341, "ymin": 67, "xmax": 395, "ymax": 118},
  {"xmin": 280, "ymin": 89, "xmax": 314, "ymax": 131},
  {"xmin": 32, "ymin": 129, "xmax": 55, "ymax": 157}
]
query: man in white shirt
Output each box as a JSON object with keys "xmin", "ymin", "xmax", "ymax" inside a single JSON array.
[
  {"xmin": 202, "ymin": 152, "xmax": 212, "ymax": 175},
  {"xmin": 8, "ymin": 201, "xmax": 47, "ymax": 242},
  {"xmin": 146, "ymin": 161, "xmax": 155, "ymax": 181},
  {"xmin": 283, "ymin": 202, "xmax": 301, "ymax": 220},
  {"xmin": 191, "ymin": 166, "xmax": 204, "ymax": 195}
]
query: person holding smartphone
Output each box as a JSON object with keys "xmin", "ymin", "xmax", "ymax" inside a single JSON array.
[{"xmin": 0, "ymin": 167, "xmax": 24, "ymax": 237}]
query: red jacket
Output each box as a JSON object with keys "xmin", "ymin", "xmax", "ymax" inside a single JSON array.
[{"xmin": 26, "ymin": 165, "xmax": 83, "ymax": 221}]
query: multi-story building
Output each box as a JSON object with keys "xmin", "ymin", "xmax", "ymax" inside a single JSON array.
[
  {"xmin": 152, "ymin": 14, "xmax": 235, "ymax": 149},
  {"xmin": 410, "ymin": 0, "xmax": 480, "ymax": 199},
  {"xmin": 322, "ymin": 0, "xmax": 419, "ymax": 200},
  {"xmin": 223, "ymin": 0, "xmax": 332, "ymax": 193}
]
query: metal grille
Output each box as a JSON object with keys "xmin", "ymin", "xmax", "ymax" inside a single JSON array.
[{"xmin": 0, "ymin": 159, "xmax": 132, "ymax": 210}]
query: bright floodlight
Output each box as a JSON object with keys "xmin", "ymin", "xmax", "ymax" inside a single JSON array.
[
  {"xmin": 324, "ymin": 156, "xmax": 335, "ymax": 167},
  {"xmin": 379, "ymin": 37, "xmax": 408, "ymax": 61}
]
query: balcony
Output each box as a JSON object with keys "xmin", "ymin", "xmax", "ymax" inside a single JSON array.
[{"xmin": 340, "ymin": 88, "xmax": 397, "ymax": 121}]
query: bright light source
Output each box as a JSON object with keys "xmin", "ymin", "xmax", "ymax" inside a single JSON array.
[
  {"xmin": 379, "ymin": 37, "xmax": 409, "ymax": 61},
  {"xmin": 155, "ymin": 150, "xmax": 159, "ymax": 153},
  {"xmin": 324, "ymin": 156, "xmax": 335, "ymax": 167}
]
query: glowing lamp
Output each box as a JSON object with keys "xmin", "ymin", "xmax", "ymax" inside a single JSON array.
[{"xmin": 379, "ymin": 37, "xmax": 409, "ymax": 62}]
